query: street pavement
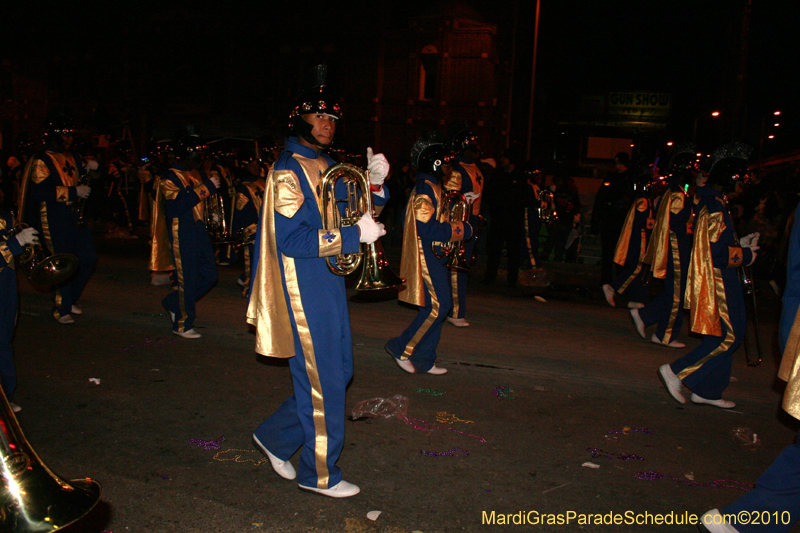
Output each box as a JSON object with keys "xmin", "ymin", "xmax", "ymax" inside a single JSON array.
[{"xmin": 9, "ymin": 236, "xmax": 798, "ymax": 533}]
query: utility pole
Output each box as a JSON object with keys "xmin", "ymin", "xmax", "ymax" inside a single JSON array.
[{"xmin": 525, "ymin": 0, "xmax": 541, "ymax": 161}]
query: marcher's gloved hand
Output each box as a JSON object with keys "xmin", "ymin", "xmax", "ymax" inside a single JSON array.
[
  {"xmin": 356, "ymin": 212, "xmax": 386, "ymax": 244},
  {"xmin": 463, "ymin": 192, "xmax": 480, "ymax": 204},
  {"xmin": 85, "ymin": 159, "xmax": 99, "ymax": 171},
  {"xmin": 748, "ymin": 250, "xmax": 758, "ymax": 267},
  {"xmin": 209, "ymin": 175, "xmax": 221, "ymax": 190},
  {"xmin": 76, "ymin": 185, "xmax": 91, "ymax": 199},
  {"xmin": 366, "ymin": 147, "xmax": 390, "ymax": 187},
  {"xmin": 15, "ymin": 227, "xmax": 39, "ymax": 247},
  {"xmin": 740, "ymin": 232, "xmax": 760, "ymax": 248}
]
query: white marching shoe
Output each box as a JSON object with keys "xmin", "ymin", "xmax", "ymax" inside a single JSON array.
[
  {"xmin": 602, "ymin": 284, "xmax": 615, "ymax": 307},
  {"xmin": 298, "ymin": 480, "xmax": 360, "ymax": 498},
  {"xmin": 658, "ymin": 364, "xmax": 686, "ymax": 404},
  {"xmin": 173, "ymin": 329, "xmax": 201, "ymax": 339},
  {"xmin": 253, "ymin": 434, "xmax": 296, "ymax": 480},
  {"xmin": 691, "ymin": 393, "xmax": 736, "ymax": 409},
  {"xmin": 446, "ymin": 317, "xmax": 470, "ymax": 327}
]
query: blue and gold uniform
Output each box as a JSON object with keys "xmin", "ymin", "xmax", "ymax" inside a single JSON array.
[
  {"xmin": 0, "ymin": 211, "xmax": 24, "ymax": 400},
  {"xmin": 386, "ymin": 170, "xmax": 471, "ymax": 371},
  {"xmin": 18, "ymin": 144, "xmax": 97, "ymax": 321},
  {"xmin": 669, "ymin": 185, "xmax": 752, "ymax": 400},
  {"xmin": 246, "ymin": 137, "xmax": 388, "ymax": 491},
  {"xmin": 610, "ymin": 187, "xmax": 654, "ymax": 305},
  {"xmin": 448, "ymin": 154, "xmax": 482, "ymax": 321},
  {"xmin": 232, "ymin": 174, "xmax": 265, "ymax": 295},
  {"xmin": 637, "ymin": 177, "xmax": 693, "ymax": 344},
  {"xmin": 150, "ymin": 163, "xmax": 218, "ymax": 335}
]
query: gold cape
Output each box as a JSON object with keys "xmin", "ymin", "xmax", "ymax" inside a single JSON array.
[
  {"xmin": 398, "ymin": 188, "xmax": 428, "ymax": 307},
  {"xmin": 684, "ymin": 205, "xmax": 724, "ymax": 336},
  {"xmin": 779, "ymin": 306, "xmax": 800, "ymax": 420},
  {"xmin": 643, "ymin": 189, "xmax": 683, "ymax": 279},
  {"xmin": 245, "ymin": 169, "xmax": 296, "ymax": 358},
  {"xmin": 148, "ymin": 175, "xmax": 174, "ymax": 272},
  {"xmin": 613, "ymin": 197, "xmax": 647, "ymax": 266}
]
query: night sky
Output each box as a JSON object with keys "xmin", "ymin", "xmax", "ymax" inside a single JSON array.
[{"xmin": 6, "ymin": 0, "xmax": 799, "ymax": 157}]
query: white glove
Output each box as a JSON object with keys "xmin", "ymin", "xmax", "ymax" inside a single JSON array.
[
  {"xmin": 209, "ymin": 175, "xmax": 221, "ymax": 189},
  {"xmin": 85, "ymin": 159, "xmax": 99, "ymax": 171},
  {"xmin": 740, "ymin": 232, "xmax": 760, "ymax": 248},
  {"xmin": 76, "ymin": 185, "xmax": 91, "ymax": 199},
  {"xmin": 355, "ymin": 212, "xmax": 386, "ymax": 244},
  {"xmin": 15, "ymin": 227, "xmax": 39, "ymax": 247},
  {"xmin": 463, "ymin": 192, "xmax": 480, "ymax": 204},
  {"xmin": 366, "ymin": 147, "xmax": 390, "ymax": 187},
  {"xmin": 747, "ymin": 250, "xmax": 758, "ymax": 266}
]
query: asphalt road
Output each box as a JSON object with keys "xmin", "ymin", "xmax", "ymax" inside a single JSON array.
[{"xmin": 8, "ymin": 237, "xmax": 798, "ymax": 533}]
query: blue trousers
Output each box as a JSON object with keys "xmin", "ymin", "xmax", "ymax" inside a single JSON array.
[
  {"xmin": 387, "ymin": 249, "xmax": 451, "ymax": 373},
  {"xmin": 721, "ymin": 430, "xmax": 800, "ymax": 533},
  {"xmin": 671, "ymin": 269, "xmax": 745, "ymax": 400},
  {"xmin": 253, "ymin": 290, "xmax": 353, "ymax": 489},
  {"xmin": 0, "ymin": 269, "xmax": 18, "ymax": 400},
  {"xmin": 162, "ymin": 221, "xmax": 217, "ymax": 332},
  {"xmin": 639, "ymin": 233, "xmax": 690, "ymax": 344},
  {"xmin": 612, "ymin": 264, "xmax": 649, "ymax": 304},
  {"xmin": 49, "ymin": 224, "xmax": 97, "ymax": 319}
]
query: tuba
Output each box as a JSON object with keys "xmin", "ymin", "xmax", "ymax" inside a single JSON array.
[
  {"xmin": 9, "ymin": 224, "xmax": 79, "ymax": 286},
  {"xmin": 432, "ymin": 190, "xmax": 472, "ymax": 271},
  {"xmin": 538, "ymin": 188, "xmax": 556, "ymax": 226},
  {"xmin": 0, "ymin": 385, "xmax": 101, "ymax": 531},
  {"xmin": 203, "ymin": 192, "xmax": 238, "ymax": 246},
  {"xmin": 319, "ymin": 163, "xmax": 403, "ymax": 291}
]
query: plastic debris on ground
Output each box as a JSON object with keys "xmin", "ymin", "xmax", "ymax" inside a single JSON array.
[
  {"xmin": 89, "ymin": 378, "xmax": 101, "ymax": 385},
  {"xmin": 366, "ymin": 511, "xmax": 381, "ymax": 521},
  {"xmin": 351, "ymin": 394, "xmax": 409, "ymax": 421},
  {"xmin": 582, "ymin": 462, "xmax": 601, "ymax": 469},
  {"xmin": 732, "ymin": 427, "xmax": 761, "ymax": 449}
]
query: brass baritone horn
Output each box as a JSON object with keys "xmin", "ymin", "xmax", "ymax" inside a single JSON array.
[
  {"xmin": 319, "ymin": 163, "xmax": 403, "ymax": 291},
  {"xmin": 432, "ymin": 190, "xmax": 472, "ymax": 271},
  {"xmin": 10, "ymin": 224, "xmax": 79, "ymax": 287},
  {"xmin": 0, "ymin": 386, "xmax": 101, "ymax": 531}
]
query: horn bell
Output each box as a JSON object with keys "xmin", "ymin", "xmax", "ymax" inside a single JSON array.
[{"xmin": 0, "ymin": 388, "xmax": 101, "ymax": 532}]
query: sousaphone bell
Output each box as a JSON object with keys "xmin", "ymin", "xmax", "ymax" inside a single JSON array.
[
  {"xmin": 0, "ymin": 386, "xmax": 101, "ymax": 531},
  {"xmin": 10, "ymin": 224, "xmax": 79, "ymax": 287}
]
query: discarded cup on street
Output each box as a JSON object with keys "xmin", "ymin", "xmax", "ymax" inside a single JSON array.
[{"xmin": 731, "ymin": 427, "xmax": 761, "ymax": 450}]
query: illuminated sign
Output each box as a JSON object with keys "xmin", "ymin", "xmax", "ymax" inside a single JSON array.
[{"xmin": 608, "ymin": 92, "xmax": 670, "ymax": 119}]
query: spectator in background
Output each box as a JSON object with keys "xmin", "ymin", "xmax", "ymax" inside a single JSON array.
[
  {"xmin": 592, "ymin": 152, "xmax": 634, "ymax": 284},
  {"xmin": 482, "ymin": 143, "xmax": 533, "ymax": 288}
]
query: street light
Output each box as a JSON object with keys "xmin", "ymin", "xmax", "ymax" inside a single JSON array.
[
  {"xmin": 692, "ymin": 111, "xmax": 721, "ymax": 143},
  {"xmin": 758, "ymin": 110, "xmax": 781, "ymax": 167}
]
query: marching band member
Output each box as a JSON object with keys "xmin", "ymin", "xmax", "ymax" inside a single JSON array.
[
  {"xmin": 17, "ymin": 112, "xmax": 97, "ymax": 324},
  {"xmin": 630, "ymin": 145, "xmax": 696, "ymax": 347},
  {"xmin": 0, "ymin": 211, "xmax": 38, "ymax": 412},
  {"xmin": 149, "ymin": 135, "xmax": 220, "ymax": 339},
  {"xmin": 246, "ymin": 81, "xmax": 388, "ymax": 498},
  {"xmin": 232, "ymin": 158, "xmax": 266, "ymax": 295},
  {"xmin": 699, "ymin": 189, "xmax": 800, "ymax": 533},
  {"xmin": 385, "ymin": 131, "xmax": 473, "ymax": 374},
  {"xmin": 658, "ymin": 144, "xmax": 759, "ymax": 409},
  {"xmin": 603, "ymin": 171, "xmax": 655, "ymax": 308},
  {"xmin": 446, "ymin": 124, "xmax": 482, "ymax": 327}
]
